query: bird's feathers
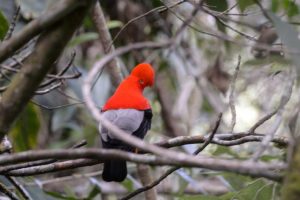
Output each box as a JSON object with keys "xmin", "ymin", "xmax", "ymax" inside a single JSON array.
[
  {"xmin": 100, "ymin": 109, "xmax": 144, "ymax": 142},
  {"xmin": 100, "ymin": 109, "xmax": 152, "ymax": 182}
]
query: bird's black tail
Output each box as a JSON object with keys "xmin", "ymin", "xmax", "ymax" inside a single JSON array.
[{"xmin": 102, "ymin": 160, "xmax": 127, "ymax": 182}]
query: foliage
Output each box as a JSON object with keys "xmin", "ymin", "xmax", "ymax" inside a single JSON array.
[
  {"xmin": 0, "ymin": 10, "xmax": 8, "ymax": 40},
  {"xmin": 9, "ymin": 104, "xmax": 40, "ymax": 152}
]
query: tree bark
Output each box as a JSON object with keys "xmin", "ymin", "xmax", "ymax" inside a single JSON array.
[{"xmin": 0, "ymin": 0, "xmax": 96, "ymax": 141}]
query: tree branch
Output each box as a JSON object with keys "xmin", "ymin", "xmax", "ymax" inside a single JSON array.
[
  {"xmin": 0, "ymin": 181, "xmax": 18, "ymax": 200},
  {"xmin": 0, "ymin": 148, "xmax": 285, "ymax": 181},
  {"xmin": 90, "ymin": 1, "xmax": 123, "ymax": 88},
  {"xmin": 0, "ymin": 0, "xmax": 96, "ymax": 141},
  {"xmin": 0, "ymin": 1, "xmax": 88, "ymax": 62}
]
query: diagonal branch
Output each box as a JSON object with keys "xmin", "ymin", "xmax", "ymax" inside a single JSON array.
[
  {"xmin": 0, "ymin": 1, "xmax": 89, "ymax": 62},
  {"xmin": 0, "ymin": 0, "xmax": 96, "ymax": 141},
  {"xmin": 0, "ymin": 181, "xmax": 18, "ymax": 200}
]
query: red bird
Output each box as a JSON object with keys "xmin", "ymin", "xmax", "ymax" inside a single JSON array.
[{"xmin": 100, "ymin": 63, "xmax": 154, "ymax": 182}]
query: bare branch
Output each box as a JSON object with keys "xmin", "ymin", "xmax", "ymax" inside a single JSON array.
[
  {"xmin": 248, "ymin": 109, "xmax": 278, "ymax": 134},
  {"xmin": 154, "ymin": 133, "xmax": 288, "ymax": 148},
  {"xmin": 0, "ymin": 181, "xmax": 18, "ymax": 200},
  {"xmin": 108, "ymin": 0, "xmax": 187, "ymax": 49},
  {"xmin": 251, "ymin": 71, "xmax": 295, "ymax": 161},
  {"xmin": 0, "ymin": 0, "xmax": 95, "ymax": 141},
  {"xmin": 39, "ymin": 51, "xmax": 78, "ymax": 88},
  {"xmin": 0, "ymin": 148, "xmax": 285, "ymax": 181},
  {"xmin": 31, "ymin": 101, "xmax": 84, "ymax": 110},
  {"xmin": 5, "ymin": 176, "xmax": 32, "ymax": 200},
  {"xmin": 229, "ymin": 55, "xmax": 241, "ymax": 133},
  {"xmin": 4, "ymin": 6, "xmax": 21, "ymax": 41},
  {"xmin": 0, "ymin": 1, "xmax": 89, "ymax": 62},
  {"xmin": 90, "ymin": 1, "xmax": 122, "ymax": 88},
  {"xmin": 6, "ymin": 159, "xmax": 99, "ymax": 177},
  {"xmin": 0, "ymin": 140, "xmax": 87, "ymax": 174}
]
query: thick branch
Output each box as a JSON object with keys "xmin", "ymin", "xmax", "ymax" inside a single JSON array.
[
  {"xmin": 0, "ymin": 0, "xmax": 87, "ymax": 62},
  {"xmin": 0, "ymin": 0, "xmax": 95, "ymax": 141},
  {"xmin": 0, "ymin": 148, "xmax": 285, "ymax": 181}
]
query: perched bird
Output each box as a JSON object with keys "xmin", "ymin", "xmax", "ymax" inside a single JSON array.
[{"xmin": 99, "ymin": 63, "xmax": 154, "ymax": 182}]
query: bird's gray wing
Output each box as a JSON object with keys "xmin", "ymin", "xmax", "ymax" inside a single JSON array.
[{"xmin": 99, "ymin": 109, "xmax": 144, "ymax": 142}]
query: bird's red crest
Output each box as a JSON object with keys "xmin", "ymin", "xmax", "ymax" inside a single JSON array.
[
  {"xmin": 131, "ymin": 63, "xmax": 155, "ymax": 87},
  {"xmin": 102, "ymin": 63, "xmax": 154, "ymax": 111}
]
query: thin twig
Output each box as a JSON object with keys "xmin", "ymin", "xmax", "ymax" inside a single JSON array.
[
  {"xmin": 0, "ymin": 181, "xmax": 19, "ymax": 200},
  {"xmin": 39, "ymin": 51, "xmax": 78, "ymax": 88},
  {"xmin": 5, "ymin": 176, "xmax": 32, "ymax": 200},
  {"xmin": 34, "ymin": 82, "xmax": 62, "ymax": 95},
  {"xmin": 215, "ymin": 18, "xmax": 256, "ymax": 41},
  {"xmin": 108, "ymin": 0, "xmax": 186, "ymax": 51},
  {"xmin": 31, "ymin": 101, "xmax": 84, "ymax": 110},
  {"xmin": 154, "ymin": 133, "xmax": 288, "ymax": 148},
  {"xmin": 254, "ymin": 0, "xmax": 273, "ymax": 22},
  {"xmin": 0, "ymin": 140, "xmax": 87, "ymax": 174},
  {"xmin": 4, "ymin": 6, "xmax": 21, "ymax": 41},
  {"xmin": 6, "ymin": 159, "xmax": 99, "ymax": 177},
  {"xmin": 247, "ymin": 109, "xmax": 278, "ymax": 134},
  {"xmin": 251, "ymin": 71, "xmax": 295, "ymax": 161},
  {"xmin": 229, "ymin": 55, "xmax": 241, "ymax": 133}
]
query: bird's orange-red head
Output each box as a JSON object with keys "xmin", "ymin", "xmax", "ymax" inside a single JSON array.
[
  {"xmin": 102, "ymin": 63, "xmax": 154, "ymax": 111},
  {"xmin": 130, "ymin": 63, "xmax": 155, "ymax": 88}
]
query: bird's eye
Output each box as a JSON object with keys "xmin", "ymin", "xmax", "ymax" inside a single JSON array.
[{"xmin": 139, "ymin": 79, "xmax": 144, "ymax": 85}]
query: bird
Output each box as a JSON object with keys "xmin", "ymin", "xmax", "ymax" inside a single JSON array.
[{"xmin": 99, "ymin": 63, "xmax": 154, "ymax": 182}]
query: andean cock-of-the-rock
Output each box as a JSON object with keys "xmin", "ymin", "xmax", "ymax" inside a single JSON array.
[{"xmin": 99, "ymin": 63, "xmax": 154, "ymax": 182}]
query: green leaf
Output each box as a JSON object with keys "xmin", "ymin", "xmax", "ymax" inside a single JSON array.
[
  {"xmin": 243, "ymin": 56, "xmax": 291, "ymax": 67},
  {"xmin": 0, "ymin": 10, "xmax": 9, "ymax": 40},
  {"xmin": 68, "ymin": 32, "xmax": 99, "ymax": 47},
  {"xmin": 205, "ymin": 0, "xmax": 228, "ymax": 12},
  {"xmin": 271, "ymin": 0, "xmax": 279, "ymax": 12},
  {"xmin": 283, "ymin": 0, "xmax": 299, "ymax": 17},
  {"xmin": 121, "ymin": 178, "xmax": 134, "ymax": 192},
  {"xmin": 9, "ymin": 104, "xmax": 40, "ymax": 152},
  {"xmin": 260, "ymin": 154, "xmax": 282, "ymax": 162},
  {"xmin": 45, "ymin": 191, "xmax": 77, "ymax": 200},
  {"xmin": 267, "ymin": 11, "xmax": 300, "ymax": 73},
  {"xmin": 212, "ymin": 146, "xmax": 240, "ymax": 158},
  {"xmin": 86, "ymin": 186, "xmax": 101, "ymax": 200},
  {"xmin": 237, "ymin": 0, "xmax": 255, "ymax": 12},
  {"xmin": 221, "ymin": 172, "xmax": 251, "ymax": 191},
  {"xmin": 178, "ymin": 178, "xmax": 189, "ymax": 195},
  {"xmin": 220, "ymin": 179, "xmax": 274, "ymax": 200},
  {"xmin": 107, "ymin": 20, "xmax": 123, "ymax": 29}
]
